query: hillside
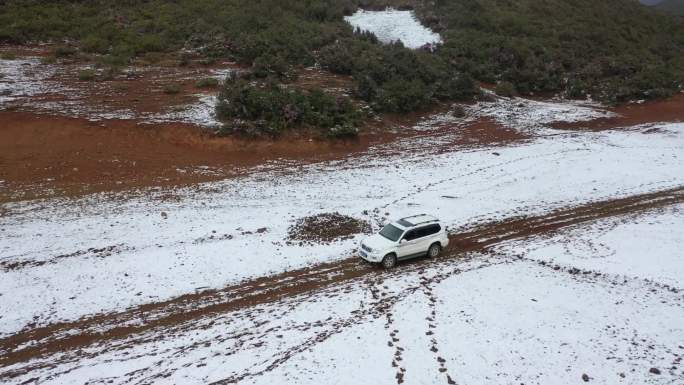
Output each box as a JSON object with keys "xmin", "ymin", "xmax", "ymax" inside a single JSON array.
[
  {"xmin": 653, "ymin": 0, "xmax": 684, "ymax": 15},
  {"xmin": 413, "ymin": 0, "xmax": 684, "ymax": 102},
  {"xmin": 0, "ymin": 0, "xmax": 683, "ymax": 135}
]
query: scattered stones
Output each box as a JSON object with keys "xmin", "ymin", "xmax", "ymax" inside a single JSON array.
[
  {"xmin": 582, "ymin": 373, "xmax": 590, "ymax": 382},
  {"xmin": 649, "ymin": 367, "xmax": 661, "ymax": 375}
]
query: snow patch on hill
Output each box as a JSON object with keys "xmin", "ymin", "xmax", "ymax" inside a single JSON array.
[{"xmin": 344, "ymin": 9, "xmax": 442, "ymax": 49}]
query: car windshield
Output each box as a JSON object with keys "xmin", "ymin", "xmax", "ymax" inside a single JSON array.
[{"xmin": 379, "ymin": 224, "xmax": 404, "ymax": 242}]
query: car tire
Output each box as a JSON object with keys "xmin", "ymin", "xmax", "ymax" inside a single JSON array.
[
  {"xmin": 381, "ymin": 254, "xmax": 397, "ymax": 269},
  {"xmin": 427, "ymin": 243, "xmax": 442, "ymax": 258}
]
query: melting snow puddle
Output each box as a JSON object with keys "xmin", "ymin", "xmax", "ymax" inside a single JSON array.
[{"xmin": 344, "ymin": 9, "xmax": 442, "ymax": 49}]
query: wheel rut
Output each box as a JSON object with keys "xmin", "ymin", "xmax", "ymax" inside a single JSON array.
[{"xmin": 1, "ymin": 186, "xmax": 683, "ymax": 371}]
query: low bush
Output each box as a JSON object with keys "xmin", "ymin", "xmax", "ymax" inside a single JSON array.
[
  {"xmin": 195, "ymin": 77, "xmax": 220, "ymax": 88},
  {"xmin": 40, "ymin": 55, "xmax": 57, "ymax": 64},
  {"xmin": 77, "ymin": 69, "xmax": 96, "ymax": 81},
  {"xmin": 319, "ymin": 37, "xmax": 478, "ymax": 112},
  {"xmin": 413, "ymin": 0, "xmax": 684, "ymax": 102},
  {"xmin": 0, "ymin": 52, "xmax": 16, "ymax": 60},
  {"xmin": 54, "ymin": 45, "xmax": 77, "ymax": 58},
  {"xmin": 495, "ymin": 81, "xmax": 516, "ymax": 97},
  {"xmin": 216, "ymin": 74, "xmax": 360, "ymax": 137},
  {"xmin": 163, "ymin": 84, "xmax": 181, "ymax": 94}
]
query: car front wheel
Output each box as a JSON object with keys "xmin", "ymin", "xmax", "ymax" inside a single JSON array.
[
  {"xmin": 382, "ymin": 254, "xmax": 397, "ymax": 269},
  {"xmin": 427, "ymin": 243, "xmax": 442, "ymax": 258}
]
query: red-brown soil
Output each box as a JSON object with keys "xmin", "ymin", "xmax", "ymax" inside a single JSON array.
[
  {"xmin": 0, "ymin": 107, "xmax": 532, "ymax": 202},
  {"xmin": 552, "ymin": 93, "xmax": 684, "ymax": 131},
  {"xmin": 0, "ymin": 111, "xmax": 380, "ymax": 201}
]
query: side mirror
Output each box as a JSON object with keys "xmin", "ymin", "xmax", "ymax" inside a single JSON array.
[{"xmin": 400, "ymin": 239, "xmax": 407, "ymax": 244}]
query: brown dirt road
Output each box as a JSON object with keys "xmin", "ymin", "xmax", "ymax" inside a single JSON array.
[{"xmin": 1, "ymin": 185, "xmax": 682, "ymax": 374}]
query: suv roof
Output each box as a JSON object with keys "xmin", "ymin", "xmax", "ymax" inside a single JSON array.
[{"xmin": 395, "ymin": 214, "xmax": 439, "ymax": 228}]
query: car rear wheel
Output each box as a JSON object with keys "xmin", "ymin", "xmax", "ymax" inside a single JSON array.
[
  {"xmin": 382, "ymin": 254, "xmax": 397, "ymax": 269},
  {"xmin": 427, "ymin": 243, "xmax": 442, "ymax": 258}
]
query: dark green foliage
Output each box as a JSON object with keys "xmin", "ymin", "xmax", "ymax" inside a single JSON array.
[
  {"xmin": 319, "ymin": 38, "xmax": 477, "ymax": 112},
  {"xmin": 0, "ymin": 0, "xmax": 353, "ymax": 69},
  {"xmin": 413, "ymin": 0, "xmax": 684, "ymax": 102},
  {"xmin": 77, "ymin": 69, "xmax": 96, "ymax": 81},
  {"xmin": 163, "ymin": 84, "xmax": 181, "ymax": 94},
  {"xmin": 54, "ymin": 45, "xmax": 76, "ymax": 58},
  {"xmin": 195, "ymin": 77, "xmax": 220, "ymax": 88},
  {"xmin": 1, "ymin": 0, "xmax": 681, "ymax": 115},
  {"xmin": 495, "ymin": 81, "xmax": 516, "ymax": 97},
  {"xmin": 216, "ymin": 75, "xmax": 360, "ymax": 137}
]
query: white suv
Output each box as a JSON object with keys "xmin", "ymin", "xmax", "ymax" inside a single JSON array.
[{"xmin": 359, "ymin": 214, "xmax": 449, "ymax": 268}]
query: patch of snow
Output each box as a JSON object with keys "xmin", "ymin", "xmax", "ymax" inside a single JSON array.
[
  {"xmin": 464, "ymin": 95, "xmax": 617, "ymax": 133},
  {"xmin": 0, "ymin": 58, "xmax": 65, "ymax": 105},
  {"xmin": 145, "ymin": 94, "xmax": 221, "ymax": 128},
  {"xmin": 344, "ymin": 9, "xmax": 442, "ymax": 49}
]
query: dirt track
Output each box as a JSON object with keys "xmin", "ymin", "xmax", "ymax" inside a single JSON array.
[{"xmin": 1, "ymin": 185, "xmax": 682, "ymax": 374}]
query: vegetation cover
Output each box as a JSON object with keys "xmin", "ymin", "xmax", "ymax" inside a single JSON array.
[
  {"xmin": 216, "ymin": 74, "xmax": 361, "ymax": 138},
  {"xmin": 1, "ymin": 0, "xmax": 683, "ymax": 135},
  {"xmin": 412, "ymin": 0, "xmax": 684, "ymax": 102}
]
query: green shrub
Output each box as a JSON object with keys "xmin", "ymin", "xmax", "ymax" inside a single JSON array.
[
  {"xmin": 40, "ymin": 55, "xmax": 57, "ymax": 64},
  {"xmin": 320, "ymin": 38, "xmax": 477, "ymax": 112},
  {"xmin": 195, "ymin": 77, "xmax": 220, "ymax": 88},
  {"xmin": 77, "ymin": 69, "xmax": 96, "ymax": 81},
  {"xmin": 495, "ymin": 81, "xmax": 516, "ymax": 97},
  {"xmin": 54, "ymin": 46, "xmax": 77, "ymax": 58},
  {"xmin": 163, "ymin": 84, "xmax": 181, "ymax": 94},
  {"xmin": 216, "ymin": 75, "xmax": 360, "ymax": 137},
  {"xmin": 1, "ymin": 52, "xmax": 17, "ymax": 60},
  {"xmin": 1, "ymin": 0, "xmax": 681, "ymax": 105},
  {"xmin": 415, "ymin": 0, "xmax": 684, "ymax": 102},
  {"xmin": 81, "ymin": 35, "xmax": 109, "ymax": 54}
]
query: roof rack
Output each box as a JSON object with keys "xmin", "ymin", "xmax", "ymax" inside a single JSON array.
[{"xmin": 397, "ymin": 214, "xmax": 439, "ymax": 227}]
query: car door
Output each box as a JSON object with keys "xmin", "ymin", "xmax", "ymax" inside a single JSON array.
[
  {"xmin": 398, "ymin": 229, "xmax": 421, "ymax": 259},
  {"xmin": 412, "ymin": 225, "xmax": 434, "ymax": 255},
  {"xmin": 419, "ymin": 224, "xmax": 441, "ymax": 251}
]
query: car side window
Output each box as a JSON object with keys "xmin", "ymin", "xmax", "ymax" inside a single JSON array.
[
  {"xmin": 413, "ymin": 224, "xmax": 441, "ymax": 239},
  {"xmin": 403, "ymin": 230, "xmax": 417, "ymax": 241},
  {"xmin": 425, "ymin": 224, "xmax": 441, "ymax": 236}
]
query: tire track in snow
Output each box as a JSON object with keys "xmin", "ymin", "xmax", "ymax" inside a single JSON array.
[{"xmin": 1, "ymin": 186, "xmax": 683, "ymax": 372}]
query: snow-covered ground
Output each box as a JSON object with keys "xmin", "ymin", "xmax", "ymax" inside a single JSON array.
[
  {"xmin": 495, "ymin": 205, "xmax": 684, "ymax": 288},
  {"xmin": 3, "ymin": 205, "xmax": 682, "ymax": 384},
  {"xmin": 0, "ymin": 57, "xmax": 225, "ymax": 127},
  {"xmin": 344, "ymin": 9, "xmax": 442, "ymax": 49},
  {"xmin": 1, "ymin": 107, "xmax": 683, "ymax": 336}
]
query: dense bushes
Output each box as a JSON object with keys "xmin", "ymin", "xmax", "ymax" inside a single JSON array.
[
  {"xmin": 2, "ymin": 0, "xmax": 682, "ymax": 121},
  {"xmin": 0, "ymin": 0, "xmax": 354, "ymax": 68},
  {"xmin": 216, "ymin": 75, "xmax": 360, "ymax": 138},
  {"xmin": 413, "ymin": 0, "xmax": 684, "ymax": 102},
  {"xmin": 319, "ymin": 36, "xmax": 478, "ymax": 112}
]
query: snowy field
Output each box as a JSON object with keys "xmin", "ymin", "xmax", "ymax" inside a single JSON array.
[
  {"xmin": 344, "ymin": 9, "xmax": 442, "ymax": 49},
  {"xmin": 2, "ymin": 204, "xmax": 682, "ymax": 384},
  {"xmin": 1, "ymin": 99, "xmax": 683, "ymax": 336}
]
